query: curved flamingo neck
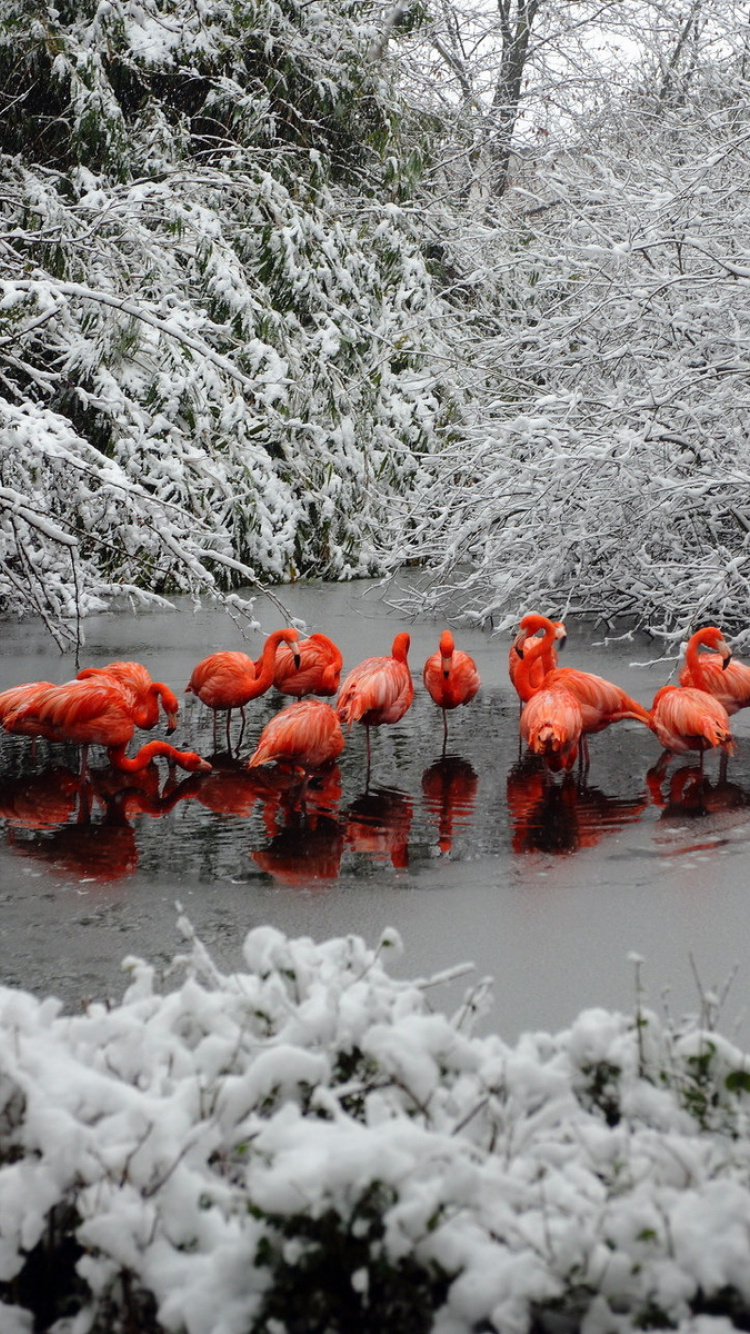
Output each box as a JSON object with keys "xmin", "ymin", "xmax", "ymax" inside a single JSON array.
[
  {"xmin": 391, "ymin": 633, "xmax": 410, "ymax": 664},
  {"xmin": 107, "ymin": 741, "xmax": 210, "ymax": 772},
  {"xmin": 685, "ymin": 628, "xmax": 724, "ymax": 687},
  {"xmin": 255, "ymin": 630, "xmax": 297, "ymax": 691},
  {"xmin": 515, "ymin": 621, "xmax": 557, "ymax": 701}
]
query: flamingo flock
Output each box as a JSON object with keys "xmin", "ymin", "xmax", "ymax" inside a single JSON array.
[{"xmin": 0, "ymin": 617, "xmax": 747, "ymax": 814}]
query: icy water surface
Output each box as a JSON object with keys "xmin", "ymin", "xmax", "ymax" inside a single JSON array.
[{"xmin": 2, "ymin": 581, "xmax": 750, "ymax": 1041}]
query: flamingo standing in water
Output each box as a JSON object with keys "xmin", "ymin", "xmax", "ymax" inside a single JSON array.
[
  {"xmin": 508, "ymin": 615, "xmax": 567, "ymax": 705},
  {"xmin": 423, "ymin": 630, "xmax": 480, "ymax": 745},
  {"xmin": 336, "ymin": 632, "xmax": 413, "ymax": 770},
  {"xmin": 649, "ymin": 684, "xmax": 735, "ymax": 776},
  {"xmin": 273, "ymin": 632, "xmax": 343, "ymax": 698},
  {"xmin": 77, "ymin": 660, "xmax": 180, "ymax": 731},
  {"xmin": 9, "ymin": 677, "xmax": 211, "ymax": 777},
  {"xmin": 186, "ymin": 628, "xmax": 300, "ymax": 749},
  {"xmin": 516, "ymin": 645, "xmax": 583, "ymax": 773},
  {"xmin": 515, "ymin": 615, "xmax": 652, "ymax": 768},
  {"xmin": 248, "ymin": 699, "xmax": 344, "ymax": 793},
  {"xmin": 677, "ymin": 625, "xmax": 750, "ymax": 715}
]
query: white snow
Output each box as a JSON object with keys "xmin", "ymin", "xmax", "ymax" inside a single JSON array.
[{"xmin": 2, "ymin": 920, "xmax": 750, "ymax": 1331}]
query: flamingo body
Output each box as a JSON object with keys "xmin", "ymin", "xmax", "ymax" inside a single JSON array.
[
  {"xmin": 542, "ymin": 667, "xmax": 652, "ymax": 733},
  {"xmin": 248, "ymin": 699, "xmax": 345, "ymax": 773},
  {"xmin": 337, "ymin": 632, "xmax": 413, "ymax": 729},
  {"xmin": 77, "ymin": 660, "xmax": 179, "ymax": 731},
  {"xmin": 273, "ymin": 633, "xmax": 343, "ymax": 697},
  {"xmin": 520, "ymin": 684, "xmax": 582, "ymax": 773},
  {"xmin": 13, "ymin": 678, "xmax": 139, "ymax": 750},
  {"xmin": 650, "ymin": 685, "xmax": 735, "ymax": 757}
]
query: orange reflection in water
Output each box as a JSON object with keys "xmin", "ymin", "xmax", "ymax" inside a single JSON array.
[
  {"xmin": 343, "ymin": 786, "xmax": 413, "ymax": 869},
  {"xmin": 421, "ymin": 755, "xmax": 479, "ymax": 855},
  {"xmin": 507, "ymin": 756, "xmax": 648, "ymax": 855},
  {"xmin": 0, "ymin": 760, "xmax": 205, "ymax": 884}
]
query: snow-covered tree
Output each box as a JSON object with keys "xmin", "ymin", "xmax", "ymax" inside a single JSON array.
[
  {"xmin": 0, "ymin": 0, "xmax": 456, "ymax": 646},
  {"xmin": 390, "ymin": 1, "xmax": 750, "ymax": 645}
]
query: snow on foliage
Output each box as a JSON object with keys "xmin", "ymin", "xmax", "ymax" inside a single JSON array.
[
  {"xmin": 388, "ymin": 25, "xmax": 750, "ymax": 647},
  {"xmin": 1, "ymin": 921, "xmax": 750, "ymax": 1331},
  {"xmin": 0, "ymin": 0, "xmax": 448, "ymax": 647}
]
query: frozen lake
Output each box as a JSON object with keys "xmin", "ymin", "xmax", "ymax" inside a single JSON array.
[{"xmin": 1, "ymin": 580, "xmax": 750, "ymax": 1043}]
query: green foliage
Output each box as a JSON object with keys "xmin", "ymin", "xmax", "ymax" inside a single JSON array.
[{"xmin": 251, "ymin": 1184, "xmax": 451, "ymax": 1334}]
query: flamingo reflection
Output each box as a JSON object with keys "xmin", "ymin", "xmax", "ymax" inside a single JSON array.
[
  {"xmin": 343, "ymin": 786, "xmax": 413, "ymax": 868},
  {"xmin": 507, "ymin": 757, "xmax": 648, "ymax": 854},
  {"xmin": 421, "ymin": 755, "xmax": 478, "ymax": 854},
  {"xmin": 648, "ymin": 763, "xmax": 750, "ymax": 821},
  {"xmin": 251, "ymin": 811, "xmax": 344, "ymax": 886},
  {"xmin": 0, "ymin": 760, "xmax": 205, "ymax": 883}
]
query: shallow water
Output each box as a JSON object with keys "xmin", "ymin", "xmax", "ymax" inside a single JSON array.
[{"xmin": 2, "ymin": 581, "xmax": 750, "ymax": 1043}]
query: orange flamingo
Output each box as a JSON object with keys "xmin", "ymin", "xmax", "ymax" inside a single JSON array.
[
  {"xmin": 247, "ymin": 699, "xmax": 345, "ymax": 778},
  {"xmin": 649, "ymin": 684, "xmax": 735, "ymax": 774},
  {"xmin": 273, "ymin": 633, "xmax": 343, "ymax": 697},
  {"xmin": 9, "ymin": 678, "xmax": 210, "ymax": 776},
  {"xmin": 336, "ymin": 632, "xmax": 414, "ymax": 769},
  {"xmin": 77, "ymin": 660, "xmax": 180, "ymax": 731},
  {"xmin": 186, "ymin": 628, "xmax": 300, "ymax": 749},
  {"xmin": 520, "ymin": 681, "xmax": 583, "ymax": 773},
  {"xmin": 677, "ymin": 625, "xmax": 750, "ymax": 715},
  {"xmin": 422, "ymin": 630, "xmax": 480, "ymax": 744},
  {"xmin": 508, "ymin": 615, "xmax": 566, "ymax": 702},
  {"xmin": 516, "ymin": 614, "xmax": 652, "ymax": 763}
]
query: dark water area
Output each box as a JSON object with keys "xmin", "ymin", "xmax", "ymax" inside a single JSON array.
[{"xmin": 2, "ymin": 580, "xmax": 750, "ymax": 1044}]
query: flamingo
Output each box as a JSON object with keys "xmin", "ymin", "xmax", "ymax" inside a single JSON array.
[
  {"xmin": 515, "ymin": 616, "xmax": 651, "ymax": 769},
  {"xmin": 422, "ymin": 630, "xmax": 480, "ymax": 744},
  {"xmin": 336, "ymin": 632, "xmax": 414, "ymax": 769},
  {"xmin": 520, "ymin": 681, "xmax": 583, "ymax": 773},
  {"xmin": 273, "ymin": 633, "xmax": 343, "ymax": 697},
  {"xmin": 9, "ymin": 677, "xmax": 211, "ymax": 777},
  {"xmin": 247, "ymin": 699, "xmax": 345, "ymax": 777},
  {"xmin": 77, "ymin": 660, "xmax": 180, "ymax": 731},
  {"xmin": 186, "ymin": 627, "xmax": 300, "ymax": 749},
  {"xmin": 649, "ymin": 684, "xmax": 735, "ymax": 775},
  {"xmin": 677, "ymin": 625, "xmax": 750, "ymax": 715},
  {"xmin": 508, "ymin": 615, "xmax": 567, "ymax": 703}
]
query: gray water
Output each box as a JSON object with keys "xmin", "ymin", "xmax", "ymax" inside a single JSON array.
[{"xmin": 1, "ymin": 580, "xmax": 750, "ymax": 1043}]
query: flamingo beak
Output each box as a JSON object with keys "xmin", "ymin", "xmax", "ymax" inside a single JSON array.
[
  {"xmin": 293, "ymin": 651, "xmax": 301, "ymax": 669},
  {"xmin": 721, "ymin": 645, "xmax": 733, "ymax": 670},
  {"xmin": 557, "ymin": 634, "xmax": 567, "ymax": 651}
]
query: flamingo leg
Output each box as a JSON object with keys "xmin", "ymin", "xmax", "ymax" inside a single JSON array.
[{"xmin": 236, "ymin": 705, "xmax": 246, "ymax": 754}]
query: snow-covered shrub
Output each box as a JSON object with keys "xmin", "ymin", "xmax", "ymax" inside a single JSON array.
[{"xmin": 2, "ymin": 922, "xmax": 750, "ymax": 1331}]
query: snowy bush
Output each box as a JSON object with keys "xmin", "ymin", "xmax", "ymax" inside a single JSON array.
[{"xmin": 2, "ymin": 921, "xmax": 750, "ymax": 1331}]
